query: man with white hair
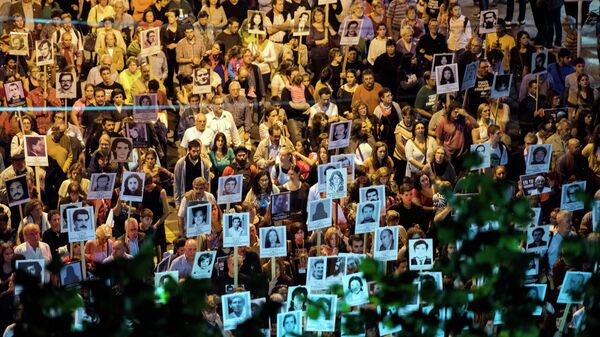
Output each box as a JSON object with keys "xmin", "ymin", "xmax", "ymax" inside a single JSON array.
[
  {"xmin": 15, "ymin": 224, "xmax": 52, "ymax": 263},
  {"xmin": 87, "ymin": 54, "xmax": 120, "ymax": 86},
  {"xmin": 223, "ymin": 81, "xmax": 252, "ymax": 145},
  {"xmin": 118, "ymin": 218, "xmax": 146, "ymax": 256}
]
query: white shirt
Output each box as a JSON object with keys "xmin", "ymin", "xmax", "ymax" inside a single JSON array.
[
  {"xmin": 309, "ymin": 102, "xmax": 338, "ymax": 120},
  {"xmin": 14, "ymin": 241, "xmax": 52, "ymax": 263},
  {"xmin": 447, "ymin": 15, "xmax": 472, "ymax": 51},
  {"xmin": 180, "ymin": 126, "xmax": 216, "ymax": 149},
  {"xmin": 206, "ymin": 110, "xmax": 241, "ymax": 147}
]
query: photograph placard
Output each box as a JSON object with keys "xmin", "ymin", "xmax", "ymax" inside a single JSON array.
[
  {"xmin": 260, "ymin": 226, "xmax": 287, "ymax": 258},
  {"xmin": 4, "ymin": 80, "xmax": 26, "ymax": 107},
  {"xmin": 490, "ymin": 73, "xmax": 512, "ymax": 98},
  {"xmin": 340, "ymin": 19, "xmax": 363, "ymax": 46},
  {"xmin": 355, "ymin": 201, "xmax": 380, "ymax": 234},
  {"xmin": 191, "ymin": 251, "xmax": 216, "ymax": 279},
  {"xmin": 525, "ymin": 284, "xmax": 547, "ymax": 316},
  {"xmin": 431, "ymin": 53, "xmax": 455, "ymax": 75},
  {"xmin": 408, "ymin": 238, "xmax": 434, "ymax": 271},
  {"xmin": 271, "ymin": 192, "xmax": 291, "ymax": 221},
  {"xmin": 557, "ymin": 271, "xmax": 591, "ymax": 304},
  {"xmin": 186, "ymin": 202, "xmax": 212, "ymax": 237},
  {"xmin": 16, "ymin": 259, "xmax": 45, "ymax": 284},
  {"xmin": 293, "ymin": 10, "xmax": 311, "ymax": 36},
  {"xmin": 248, "ymin": 10, "xmax": 267, "ymax": 35},
  {"xmin": 328, "ymin": 121, "xmax": 352, "ymax": 150},
  {"xmin": 193, "ymin": 68, "xmax": 212, "ymax": 94},
  {"xmin": 120, "ymin": 171, "xmax": 145, "ymax": 203},
  {"xmin": 9, "ymin": 32, "xmax": 28, "ymax": 56},
  {"xmin": 286, "ymin": 285, "xmax": 309, "ymax": 312},
  {"xmin": 306, "ymin": 256, "xmax": 326, "ymax": 290},
  {"xmin": 461, "ymin": 61, "xmax": 478, "ymax": 91},
  {"xmin": 59, "ymin": 202, "xmax": 82, "ymax": 233},
  {"xmin": 217, "ymin": 175, "xmax": 243, "ymax": 204},
  {"xmin": 67, "ymin": 206, "xmax": 96, "ymax": 243},
  {"xmin": 126, "ymin": 122, "xmax": 148, "ymax": 148},
  {"xmin": 435, "ymin": 63, "xmax": 459, "ymax": 95},
  {"xmin": 520, "ymin": 173, "xmax": 551, "ymax": 196},
  {"xmin": 560, "ymin": 181, "xmax": 586, "ymax": 211},
  {"xmin": 88, "ymin": 173, "xmax": 116, "ymax": 200},
  {"xmin": 6, "ymin": 174, "xmax": 30, "ymax": 207},
  {"xmin": 306, "ymin": 294, "xmax": 337, "ymax": 332},
  {"xmin": 531, "ymin": 50, "xmax": 548, "ymax": 75},
  {"xmin": 331, "ymin": 153, "xmax": 355, "ymax": 181},
  {"xmin": 222, "ymin": 291, "xmax": 252, "ymax": 330},
  {"xmin": 526, "ymin": 144, "xmax": 552, "ymax": 174},
  {"xmin": 479, "ymin": 9, "xmax": 498, "ymax": 34},
  {"xmin": 373, "ymin": 226, "xmax": 399, "ymax": 261},
  {"xmin": 470, "ymin": 143, "xmax": 491, "ymax": 170},
  {"xmin": 35, "ymin": 39, "xmax": 54, "ymax": 66},
  {"xmin": 326, "ymin": 168, "xmax": 347, "ymax": 200},
  {"xmin": 277, "ymin": 311, "xmax": 302, "ymax": 337},
  {"xmin": 526, "ymin": 225, "xmax": 550, "ymax": 253},
  {"xmin": 56, "ymin": 72, "xmax": 78, "ymax": 99},
  {"xmin": 223, "ymin": 212, "xmax": 250, "ymax": 247},
  {"xmin": 24, "ymin": 135, "xmax": 48, "ymax": 167},
  {"xmin": 133, "ymin": 93, "xmax": 159, "ymax": 122},
  {"xmin": 307, "ymin": 198, "xmax": 332, "ymax": 231},
  {"xmin": 60, "ymin": 261, "xmax": 83, "ymax": 287},
  {"xmin": 110, "ymin": 137, "xmax": 133, "ymax": 163},
  {"xmin": 342, "ymin": 272, "xmax": 369, "ymax": 306},
  {"xmin": 140, "ymin": 27, "xmax": 161, "ymax": 57}
]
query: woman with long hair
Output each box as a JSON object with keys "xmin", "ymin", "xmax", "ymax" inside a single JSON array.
[
  {"xmin": 208, "ymin": 132, "xmax": 235, "ymax": 194},
  {"xmin": 471, "ymin": 103, "xmax": 495, "ymax": 144},
  {"xmin": 337, "ymin": 69, "xmax": 359, "ymax": 116},
  {"xmin": 0, "ymin": 243, "xmax": 14, "ymax": 292},
  {"xmin": 510, "ymin": 31, "xmax": 535, "ymax": 81},
  {"xmin": 363, "ymin": 141, "xmax": 394, "ymax": 176},
  {"xmin": 281, "ymin": 165, "xmax": 310, "ymax": 221},
  {"xmin": 405, "ymin": 121, "xmax": 436, "ymax": 178},
  {"xmin": 84, "ymin": 224, "xmax": 113, "ymax": 271},
  {"xmin": 71, "ymin": 84, "xmax": 96, "ymax": 129},
  {"xmin": 244, "ymin": 170, "xmax": 280, "ymax": 217},
  {"xmin": 307, "ymin": 7, "xmax": 338, "ymax": 85},
  {"xmin": 200, "ymin": 0, "xmax": 228, "ymax": 33},
  {"xmin": 412, "ymin": 171, "xmax": 435, "ymax": 230},
  {"xmin": 422, "ymin": 146, "xmax": 457, "ymax": 186},
  {"xmin": 57, "ymin": 163, "xmax": 91, "ymax": 200},
  {"xmin": 139, "ymin": 148, "xmax": 175, "ymax": 193},
  {"xmin": 292, "ymin": 140, "xmax": 316, "ymax": 180},
  {"xmin": 582, "ymin": 124, "xmax": 600, "ymax": 188},
  {"xmin": 576, "ymin": 110, "xmax": 594, "ymax": 144},
  {"xmin": 568, "ymin": 73, "xmax": 595, "ymax": 111}
]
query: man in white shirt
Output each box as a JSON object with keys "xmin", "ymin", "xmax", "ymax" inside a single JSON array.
[
  {"xmin": 14, "ymin": 224, "xmax": 52, "ymax": 263},
  {"xmin": 308, "ymin": 87, "xmax": 338, "ymax": 125},
  {"xmin": 169, "ymin": 238, "xmax": 197, "ymax": 279},
  {"xmin": 180, "ymin": 113, "xmax": 215, "ymax": 155},
  {"xmin": 206, "ymin": 95, "xmax": 241, "ymax": 147}
]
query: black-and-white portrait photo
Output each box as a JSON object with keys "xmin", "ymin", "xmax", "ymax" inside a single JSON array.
[
  {"xmin": 260, "ymin": 225, "xmax": 287, "ymax": 258},
  {"xmin": 520, "ymin": 173, "xmax": 551, "ymax": 196},
  {"xmin": 126, "ymin": 122, "xmax": 148, "ymax": 148},
  {"xmin": 557, "ymin": 271, "xmax": 591, "ymax": 304},
  {"xmin": 154, "ymin": 271, "xmax": 178, "ymax": 288},
  {"xmin": 271, "ymin": 192, "xmax": 291, "ymax": 221},
  {"xmin": 16, "ymin": 259, "xmax": 45, "ymax": 284},
  {"xmin": 419, "ymin": 271, "xmax": 443, "ymax": 291},
  {"xmin": 374, "ymin": 226, "xmax": 399, "ymax": 261},
  {"xmin": 461, "ymin": 61, "xmax": 479, "ymax": 91},
  {"xmin": 88, "ymin": 173, "xmax": 116, "ymax": 200},
  {"xmin": 293, "ymin": 10, "xmax": 311, "ymax": 36},
  {"xmin": 531, "ymin": 50, "xmax": 548, "ymax": 75},
  {"xmin": 4, "ymin": 80, "xmax": 26, "ymax": 107},
  {"xmin": 359, "ymin": 185, "xmax": 385, "ymax": 215},
  {"xmin": 435, "ymin": 63, "xmax": 459, "ymax": 94},
  {"xmin": 307, "ymin": 198, "xmax": 332, "ymax": 231},
  {"xmin": 431, "ymin": 53, "xmax": 454, "ymax": 74},
  {"xmin": 561, "ymin": 181, "xmax": 586, "ymax": 211},
  {"xmin": 342, "ymin": 253, "xmax": 364, "ymax": 275},
  {"xmin": 526, "ymin": 256, "xmax": 539, "ymax": 277},
  {"xmin": 342, "ymin": 272, "xmax": 369, "ymax": 306},
  {"xmin": 408, "ymin": 238, "xmax": 434, "ymax": 271},
  {"xmin": 186, "ymin": 203, "xmax": 211, "ymax": 237},
  {"xmin": 35, "ymin": 39, "xmax": 54, "ymax": 66},
  {"xmin": 223, "ymin": 212, "xmax": 250, "ymax": 247},
  {"xmin": 67, "ymin": 206, "xmax": 95, "ymax": 243},
  {"xmin": 56, "ymin": 72, "xmax": 77, "ymax": 99},
  {"xmin": 326, "ymin": 168, "xmax": 347, "ymax": 200},
  {"xmin": 317, "ymin": 162, "xmax": 342, "ymax": 193},
  {"xmin": 470, "ymin": 143, "xmax": 491, "ymax": 170},
  {"xmin": 324, "ymin": 256, "xmax": 345, "ymax": 288},
  {"xmin": 490, "ymin": 73, "xmax": 512, "ymax": 98},
  {"xmin": 60, "ymin": 261, "xmax": 83, "ymax": 287},
  {"xmin": 222, "ymin": 291, "xmax": 251, "ymax": 330},
  {"xmin": 307, "ymin": 256, "xmax": 326, "ymax": 289},
  {"xmin": 340, "ymin": 19, "xmax": 363, "ymax": 45},
  {"xmin": 140, "ymin": 27, "xmax": 160, "ymax": 56},
  {"xmin": 191, "ymin": 251, "xmax": 216, "ymax": 279},
  {"xmin": 248, "ymin": 10, "xmax": 267, "ymax": 35},
  {"xmin": 287, "ymin": 286, "xmax": 309, "ymax": 312},
  {"xmin": 277, "ymin": 311, "xmax": 302, "ymax": 337},
  {"xmin": 217, "ymin": 175, "xmax": 243, "ymax": 204},
  {"xmin": 306, "ymin": 294, "xmax": 336, "ymax": 332},
  {"xmin": 9, "ymin": 32, "xmax": 28, "ymax": 56},
  {"xmin": 133, "ymin": 94, "xmax": 158, "ymax": 122},
  {"xmin": 355, "ymin": 202, "xmax": 380, "ymax": 234},
  {"xmin": 59, "ymin": 202, "xmax": 82, "ymax": 233},
  {"xmin": 525, "ymin": 284, "xmax": 547, "ymax": 316},
  {"xmin": 120, "ymin": 171, "xmax": 146, "ymax": 202},
  {"xmin": 328, "ymin": 121, "xmax": 352, "ymax": 150},
  {"xmin": 526, "ymin": 225, "xmax": 550, "ymax": 253},
  {"xmin": 479, "ymin": 9, "xmax": 498, "ymax": 34},
  {"xmin": 6, "ymin": 174, "xmax": 30, "ymax": 207},
  {"xmin": 526, "ymin": 144, "xmax": 552, "ymax": 174},
  {"xmin": 193, "ymin": 67, "xmax": 212, "ymax": 94},
  {"xmin": 24, "ymin": 135, "xmax": 48, "ymax": 167},
  {"xmin": 331, "ymin": 153, "xmax": 355, "ymax": 181},
  {"xmin": 110, "ymin": 137, "xmax": 133, "ymax": 163}
]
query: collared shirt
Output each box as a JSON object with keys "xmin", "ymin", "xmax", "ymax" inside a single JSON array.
[
  {"xmin": 14, "ymin": 241, "xmax": 52, "ymax": 263},
  {"xmin": 206, "ymin": 110, "xmax": 241, "ymax": 147},
  {"xmin": 180, "ymin": 126, "xmax": 215, "ymax": 149},
  {"xmin": 176, "ymin": 37, "xmax": 206, "ymax": 76},
  {"xmin": 223, "ymin": 94, "xmax": 252, "ymax": 131},
  {"xmin": 128, "ymin": 237, "xmax": 140, "ymax": 256},
  {"xmin": 169, "ymin": 255, "xmax": 194, "ymax": 278}
]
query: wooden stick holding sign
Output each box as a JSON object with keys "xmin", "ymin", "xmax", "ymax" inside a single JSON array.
[
  {"xmin": 535, "ymin": 74, "xmax": 540, "ymax": 112},
  {"xmin": 558, "ymin": 303, "xmax": 571, "ymax": 335},
  {"xmin": 340, "ymin": 46, "xmax": 349, "ymax": 86},
  {"xmin": 81, "ymin": 241, "xmax": 87, "ymax": 281}
]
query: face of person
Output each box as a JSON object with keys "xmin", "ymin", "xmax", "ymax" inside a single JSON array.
[
  {"xmin": 349, "ymin": 279, "xmax": 361, "ymax": 294},
  {"xmin": 362, "ymin": 205, "xmax": 374, "ymax": 220},
  {"xmin": 25, "ymin": 227, "xmax": 41, "ymax": 246},
  {"xmin": 114, "ymin": 141, "xmax": 130, "ymax": 160},
  {"xmin": 39, "ymin": 42, "xmax": 50, "ymax": 58},
  {"xmin": 434, "ymin": 149, "xmax": 446, "ymax": 163},
  {"xmin": 380, "ymin": 230, "xmax": 392, "ymax": 248},
  {"xmin": 334, "ymin": 124, "xmax": 346, "ymax": 140},
  {"xmin": 184, "ymin": 242, "xmax": 197, "ymax": 260},
  {"xmin": 75, "ymin": 213, "xmax": 89, "ymax": 228},
  {"xmin": 9, "ymin": 181, "xmax": 24, "ymax": 200},
  {"xmin": 194, "ymin": 209, "xmax": 205, "ymax": 224},
  {"xmin": 232, "ymin": 217, "xmax": 241, "ymax": 229},
  {"xmin": 484, "ymin": 13, "xmax": 494, "ymax": 25},
  {"xmin": 11, "ymin": 37, "xmax": 23, "ymax": 50},
  {"xmin": 8, "ymin": 84, "xmax": 19, "ymax": 98},
  {"xmin": 147, "ymin": 31, "xmax": 156, "ymax": 44},
  {"xmin": 127, "ymin": 177, "xmax": 139, "ymax": 192},
  {"xmin": 532, "ymin": 229, "xmax": 544, "ymax": 242},
  {"xmin": 59, "ymin": 74, "xmax": 73, "ymax": 90},
  {"xmin": 414, "ymin": 243, "xmax": 427, "ymax": 258},
  {"xmin": 95, "ymin": 90, "xmax": 106, "ymax": 105},
  {"xmin": 283, "ymin": 315, "xmax": 295, "ymax": 331},
  {"xmin": 224, "ymin": 180, "xmax": 236, "ymax": 193},
  {"xmin": 443, "ymin": 69, "xmax": 452, "ymax": 81},
  {"xmin": 200, "ymin": 255, "xmax": 211, "ymax": 268},
  {"xmin": 313, "ymin": 261, "xmax": 324, "ymax": 279},
  {"xmin": 31, "ymin": 139, "xmax": 45, "ymax": 154},
  {"xmin": 97, "ymin": 176, "xmax": 109, "ymax": 189},
  {"xmin": 268, "ymin": 230, "xmax": 278, "ymax": 244},
  {"xmin": 366, "ymin": 191, "xmax": 378, "ymax": 201}
]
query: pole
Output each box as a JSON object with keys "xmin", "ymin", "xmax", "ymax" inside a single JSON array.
[
  {"xmin": 234, "ymin": 246, "xmax": 239, "ymax": 287},
  {"xmin": 34, "ymin": 167, "xmax": 41, "ymax": 202},
  {"xmin": 271, "ymin": 257, "xmax": 276, "ymax": 281},
  {"xmin": 577, "ymin": 0, "xmax": 582, "ymax": 57},
  {"xmin": 325, "ymin": 4, "xmax": 330, "ymax": 40},
  {"xmin": 446, "ymin": 93, "xmax": 451, "ymax": 108},
  {"xmin": 80, "ymin": 241, "xmax": 87, "ymax": 280},
  {"xmin": 340, "ymin": 46, "xmax": 349, "ymax": 86},
  {"xmin": 535, "ymin": 74, "xmax": 540, "ymax": 112},
  {"xmin": 298, "ymin": 36, "xmax": 303, "ymax": 66},
  {"xmin": 558, "ymin": 303, "xmax": 572, "ymax": 335},
  {"xmin": 18, "ymin": 204, "xmax": 23, "ymax": 226},
  {"xmin": 127, "ymin": 201, "xmax": 132, "ymax": 220},
  {"xmin": 316, "ymin": 229, "xmax": 321, "ymax": 257}
]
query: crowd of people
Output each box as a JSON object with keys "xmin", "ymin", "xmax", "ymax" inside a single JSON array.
[{"xmin": 0, "ymin": 0, "xmax": 599, "ymax": 335}]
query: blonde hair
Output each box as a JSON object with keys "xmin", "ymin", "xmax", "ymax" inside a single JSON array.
[{"xmin": 96, "ymin": 224, "xmax": 112, "ymax": 240}]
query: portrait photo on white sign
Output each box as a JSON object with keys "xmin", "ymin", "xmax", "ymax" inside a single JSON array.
[
  {"xmin": 140, "ymin": 27, "xmax": 161, "ymax": 56},
  {"xmin": 490, "ymin": 73, "xmax": 512, "ymax": 98},
  {"xmin": 317, "ymin": 162, "xmax": 342, "ymax": 193},
  {"xmin": 326, "ymin": 168, "xmax": 347, "ymax": 199},
  {"xmin": 120, "ymin": 171, "xmax": 146, "ymax": 202},
  {"xmin": 222, "ymin": 291, "xmax": 252, "ymax": 330},
  {"xmin": 223, "ymin": 212, "xmax": 250, "ymax": 247},
  {"xmin": 155, "ymin": 271, "xmax": 178, "ymax": 289},
  {"xmin": 259, "ymin": 226, "xmax": 287, "ymax": 258},
  {"xmin": 133, "ymin": 94, "xmax": 158, "ymax": 122},
  {"xmin": 24, "ymin": 135, "xmax": 48, "ymax": 167},
  {"xmin": 4, "ymin": 80, "xmax": 26, "ymax": 107},
  {"xmin": 56, "ymin": 72, "xmax": 78, "ymax": 99},
  {"xmin": 67, "ymin": 206, "xmax": 96, "ymax": 243},
  {"xmin": 217, "ymin": 175, "xmax": 243, "ymax": 204},
  {"xmin": 293, "ymin": 10, "xmax": 311, "ymax": 36},
  {"xmin": 431, "ymin": 53, "xmax": 454, "ymax": 74},
  {"xmin": 35, "ymin": 39, "xmax": 54, "ymax": 66},
  {"xmin": 60, "ymin": 202, "xmax": 82, "ymax": 233},
  {"xmin": 479, "ymin": 9, "xmax": 498, "ymax": 33},
  {"xmin": 126, "ymin": 122, "xmax": 149, "ymax": 148},
  {"xmin": 328, "ymin": 121, "xmax": 352, "ymax": 150},
  {"xmin": 331, "ymin": 153, "xmax": 355, "ymax": 181},
  {"xmin": 286, "ymin": 285, "xmax": 310, "ymax": 312},
  {"xmin": 355, "ymin": 201, "xmax": 380, "ymax": 234},
  {"xmin": 525, "ymin": 284, "xmax": 547, "ymax": 316},
  {"xmin": 560, "ymin": 181, "xmax": 586, "ymax": 211},
  {"xmin": 306, "ymin": 256, "xmax": 326, "ymax": 289},
  {"xmin": 16, "ymin": 259, "xmax": 45, "ymax": 284},
  {"xmin": 60, "ymin": 261, "xmax": 83, "ymax": 288},
  {"xmin": 526, "ymin": 144, "xmax": 552, "ymax": 174},
  {"xmin": 307, "ymin": 198, "xmax": 332, "ymax": 231},
  {"xmin": 520, "ymin": 173, "xmax": 551, "ymax": 196},
  {"xmin": 306, "ymin": 294, "xmax": 337, "ymax": 332},
  {"xmin": 340, "ymin": 19, "xmax": 363, "ymax": 45},
  {"xmin": 557, "ymin": 271, "xmax": 591, "ymax": 304},
  {"xmin": 531, "ymin": 50, "xmax": 548, "ymax": 75},
  {"xmin": 470, "ymin": 143, "xmax": 491, "ymax": 170},
  {"xmin": 359, "ymin": 185, "xmax": 386, "ymax": 214},
  {"xmin": 9, "ymin": 32, "xmax": 28, "ymax": 56},
  {"xmin": 191, "ymin": 251, "xmax": 217, "ymax": 279},
  {"xmin": 88, "ymin": 173, "xmax": 116, "ymax": 200},
  {"xmin": 408, "ymin": 238, "xmax": 434, "ymax": 271},
  {"xmin": 435, "ymin": 63, "xmax": 459, "ymax": 94},
  {"xmin": 276, "ymin": 311, "xmax": 302, "ymax": 337},
  {"xmin": 373, "ymin": 226, "xmax": 399, "ymax": 261},
  {"xmin": 110, "ymin": 137, "xmax": 133, "ymax": 163},
  {"xmin": 186, "ymin": 203, "xmax": 211, "ymax": 237},
  {"xmin": 6, "ymin": 174, "xmax": 30, "ymax": 207},
  {"xmin": 526, "ymin": 225, "xmax": 551, "ymax": 253},
  {"xmin": 193, "ymin": 67, "xmax": 212, "ymax": 94},
  {"xmin": 247, "ymin": 10, "xmax": 267, "ymax": 35},
  {"xmin": 342, "ymin": 272, "xmax": 369, "ymax": 306},
  {"xmin": 271, "ymin": 192, "xmax": 291, "ymax": 221}
]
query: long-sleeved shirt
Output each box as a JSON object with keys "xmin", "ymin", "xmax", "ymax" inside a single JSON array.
[
  {"xmin": 205, "ymin": 110, "xmax": 241, "ymax": 147},
  {"xmin": 223, "ymin": 94, "xmax": 253, "ymax": 132},
  {"xmin": 176, "ymin": 37, "xmax": 206, "ymax": 76},
  {"xmin": 46, "ymin": 134, "xmax": 73, "ymax": 173}
]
